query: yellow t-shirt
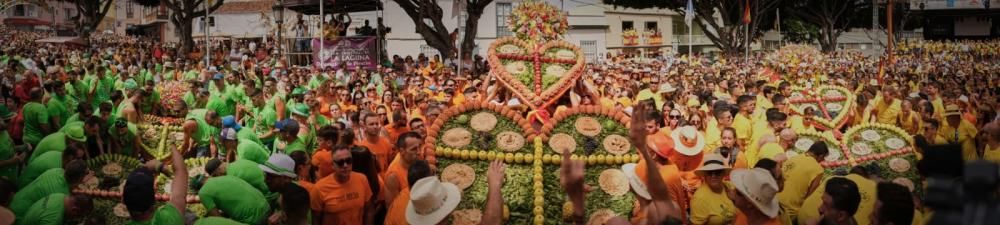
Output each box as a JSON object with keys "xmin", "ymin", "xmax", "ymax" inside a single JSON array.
[
  {"xmin": 733, "ymin": 113, "xmax": 753, "ymax": 149},
  {"xmin": 797, "ymin": 174, "xmax": 876, "ymax": 225},
  {"xmin": 777, "ymin": 155, "xmax": 824, "ymax": 219},
  {"xmin": 937, "ymin": 120, "xmax": 979, "ymax": 161},
  {"xmin": 747, "ymin": 123, "xmax": 776, "ymax": 167},
  {"xmin": 757, "ymin": 143, "xmax": 785, "ymax": 164},
  {"xmin": 704, "ymin": 125, "xmax": 722, "ymax": 153},
  {"xmin": 983, "ymin": 143, "xmax": 1000, "ymax": 164},
  {"xmin": 690, "ymin": 183, "xmax": 736, "ymax": 225},
  {"xmin": 875, "ymin": 97, "xmax": 902, "ymax": 126},
  {"xmin": 931, "ymin": 97, "xmax": 945, "ymax": 120}
]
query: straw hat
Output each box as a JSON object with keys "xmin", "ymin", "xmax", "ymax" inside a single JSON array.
[
  {"xmin": 621, "ymin": 163, "xmax": 651, "ymax": 200},
  {"xmin": 694, "ymin": 153, "xmax": 731, "ymax": 177},
  {"xmin": 64, "ymin": 125, "xmax": 87, "ymax": 142},
  {"xmin": 658, "ymin": 83, "xmax": 677, "ymax": 94},
  {"xmin": 671, "ymin": 126, "xmax": 705, "ymax": 156},
  {"xmin": 730, "ymin": 168, "xmax": 780, "ymax": 218},
  {"xmin": 407, "ymin": 177, "xmax": 461, "ymax": 225},
  {"xmin": 943, "ymin": 104, "xmax": 962, "ymax": 117}
]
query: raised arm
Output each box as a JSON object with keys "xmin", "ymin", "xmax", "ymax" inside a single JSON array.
[
  {"xmin": 629, "ymin": 102, "xmax": 681, "ymax": 224},
  {"xmin": 482, "ymin": 160, "xmax": 506, "ymax": 225}
]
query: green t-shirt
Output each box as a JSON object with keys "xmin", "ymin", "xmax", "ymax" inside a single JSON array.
[
  {"xmin": 194, "ymin": 217, "xmax": 245, "ymax": 225},
  {"xmin": 226, "ymin": 159, "xmax": 269, "ymax": 195},
  {"xmin": 236, "ymin": 141, "xmax": 269, "ymax": 164},
  {"xmin": 184, "ymin": 109, "xmax": 218, "ymax": 147},
  {"xmin": 20, "ymin": 193, "xmax": 66, "ymax": 225},
  {"xmin": 140, "ymin": 90, "xmax": 161, "ymax": 114},
  {"xmin": 22, "ymin": 102, "xmax": 51, "ymax": 146},
  {"xmin": 90, "ymin": 76, "xmax": 115, "ymax": 108},
  {"xmin": 109, "ymin": 122, "xmax": 139, "ymax": 157},
  {"xmin": 18, "ymin": 151, "xmax": 62, "ymax": 188},
  {"xmin": 183, "ymin": 70, "xmax": 199, "ymax": 81},
  {"xmin": 0, "ymin": 132, "xmax": 17, "ymax": 181},
  {"xmin": 236, "ymin": 129, "xmax": 262, "ymax": 146},
  {"xmin": 46, "ymin": 95, "xmax": 72, "ymax": 127},
  {"xmin": 183, "ymin": 91, "xmax": 198, "ymax": 109},
  {"xmin": 205, "ymin": 94, "xmax": 235, "ymax": 118},
  {"xmin": 10, "ymin": 168, "xmax": 69, "ymax": 216},
  {"xmin": 31, "ymin": 132, "xmax": 67, "ymax": 161},
  {"xmin": 125, "ymin": 204, "xmax": 184, "ymax": 225},
  {"xmin": 197, "ymin": 176, "xmax": 270, "ymax": 224},
  {"xmin": 280, "ymin": 137, "xmax": 308, "ymax": 155},
  {"xmin": 163, "ymin": 70, "xmax": 175, "ymax": 81},
  {"xmin": 249, "ymin": 106, "xmax": 277, "ymax": 143}
]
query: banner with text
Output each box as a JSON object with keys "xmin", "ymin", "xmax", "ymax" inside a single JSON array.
[{"xmin": 312, "ymin": 37, "xmax": 377, "ymax": 70}]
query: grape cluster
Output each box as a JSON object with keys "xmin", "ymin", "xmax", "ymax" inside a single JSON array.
[
  {"xmin": 478, "ymin": 131, "xmax": 494, "ymax": 150},
  {"xmin": 583, "ymin": 137, "xmax": 599, "ymax": 155}
]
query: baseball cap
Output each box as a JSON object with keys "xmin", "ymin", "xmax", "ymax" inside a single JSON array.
[
  {"xmin": 277, "ymin": 119, "xmax": 299, "ymax": 134},
  {"xmin": 122, "ymin": 168, "xmax": 156, "ymax": 213},
  {"xmin": 221, "ymin": 115, "xmax": 241, "ymax": 131},
  {"xmin": 258, "ymin": 153, "xmax": 297, "ymax": 178},
  {"xmin": 213, "ymin": 73, "xmax": 224, "ymax": 80}
]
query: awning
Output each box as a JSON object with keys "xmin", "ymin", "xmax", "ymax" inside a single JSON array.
[
  {"xmin": 34, "ymin": 36, "xmax": 86, "ymax": 46},
  {"xmin": 3, "ymin": 18, "xmax": 51, "ymax": 26},
  {"xmin": 283, "ymin": 0, "xmax": 382, "ymax": 15}
]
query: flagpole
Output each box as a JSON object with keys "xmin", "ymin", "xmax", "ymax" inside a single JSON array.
[
  {"xmin": 319, "ymin": 0, "xmax": 324, "ymax": 68},
  {"xmin": 688, "ymin": 26, "xmax": 692, "ymax": 55}
]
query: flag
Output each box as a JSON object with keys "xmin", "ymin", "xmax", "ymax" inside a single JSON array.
[
  {"xmin": 877, "ymin": 58, "xmax": 886, "ymax": 84},
  {"xmin": 743, "ymin": 0, "xmax": 752, "ymax": 25},
  {"xmin": 685, "ymin": 0, "xmax": 695, "ymax": 26},
  {"xmin": 452, "ymin": 0, "xmax": 466, "ymax": 18}
]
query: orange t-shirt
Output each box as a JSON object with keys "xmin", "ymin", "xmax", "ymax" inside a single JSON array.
[
  {"xmin": 634, "ymin": 157, "xmax": 689, "ymax": 221},
  {"xmin": 356, "ymin": 137, "xmax": 395, "ymax": 174},
  {"xmin": 312, "ymin": 148, "xmax": 334, "ymax": 178},
  {"xmin": 733, "ymin": 212, "xmax": 781, "ymax": 225},
  {"xmin": 385, "ymin": 155, "xmax": 410, "ymax": 192},
  {"xmin": 384, "ymin": 188, "xmax": 410, "ymax": 225},
  {"xmin": 310, "ymin": 172, "xmax": 373, "ymax": 225},
  {"xmin": 384, "ymin": 125, "xmax": 410, "ymax": 144}
]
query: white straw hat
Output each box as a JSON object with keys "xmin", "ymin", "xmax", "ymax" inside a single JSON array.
[
  {"xmin": 406, "ymin": 177, "xmax": 461, "ymax": 225},
  {"xmin": 730, "ymin": 168, "xmax": 780, "ymax": 218},
  {"xmin": 621, "ymin": 163, "xmax": 651, "ymax": 200},
  {"xmin": 671, "ymin": 126, "xmax": 706, "ymax": 156}
]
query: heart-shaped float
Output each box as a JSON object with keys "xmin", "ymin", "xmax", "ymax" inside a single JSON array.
[
  {"xmin": 487, "ymin": 37, "xmax": 586, "ymax": 110},
  {"xmin": 788, "ymin": 85, "xmax": 855, "ymax": 131}
]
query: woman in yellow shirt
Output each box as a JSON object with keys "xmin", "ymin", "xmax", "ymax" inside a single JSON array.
[{"xmin": 690, "ymin": 154, "xmax": 736, "ymax": 225}]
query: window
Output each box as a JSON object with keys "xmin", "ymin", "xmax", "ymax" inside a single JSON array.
[
  {"xmin": 496, "ymin": 3, "xmax": 513, "ymax": 37},
  {"xmin": 672, "ymin": 18, "xmax": 688, "ymax": 35},
  {"xmin": 199, "ymin": 17, "xmax": 215, "ymax": 32},
  {"xmin": 622, "ymin": 21, "xmax": 634, "ymax": 31},
  {"xmin": 126, "ymin": 2, "xmax": 134, "ymax": 19},
  {"xmin": 580, "ymin": 40, "xmax": 597, "ymax": 63},
  {"xmin": 65, "ymin": 8, "xmax": 74, "ymax": 21},
  {"xmin": 12, "ymin": 4, "xmax": 36, "ymax": 17},
  {"xmin": 646, "ymin": 21, "xmax": 658, "ymax": 32}
]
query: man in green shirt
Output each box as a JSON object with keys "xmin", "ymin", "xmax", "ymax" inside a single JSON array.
[
  {"xmin": 88, "ymin": 66, "xmax": 114, "ymax": 109},
  {"xmin": 182, "ymin": 109, "xmax": 221, "ymax": 158},
  {"xmin": 31, "ymin": 123, "xmax": 90, "ymax": 162},
  {"xmin": 0, "ymin": 107, "xmax": 25, "ymax": 181},
  {"xmin": 110, "ymin": 118, "xmax": 145, "ymax": 158},
  {"xmin": 22, "ymin": 88, "xmax": 52, "ymax": 146},
  {"xmin": 46, "ymin": 81, "xmax": 73, "ymax": 128},
  {"xmin": 222, "ymin": 158, "xmax": 270, "ymax": 197},
  {"xmin": 17, "ymin": 151, "xmax": 64, "ymax": 189},
  {"xmin": 122, "ymin": 141, "xmax": 188, "ymax": 225},
  {"xmin": 138, "ymin": 81, "xmax": 161, "ymax": 115},
  {"xmin": 19, "ymin": 193, "xmax": 93, "ymax": 225},
  {"xmin": 197, "ymin": 175, "xmax": 271, "ymax": 224},
  {"xmin": 10, "ymin": 160, "xmax": 89, "ymax": 217}
]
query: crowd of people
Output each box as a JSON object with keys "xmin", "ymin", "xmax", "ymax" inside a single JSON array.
[{"xmin": 0, "ymin": 21, "xmax": 999, "ymax": 225}]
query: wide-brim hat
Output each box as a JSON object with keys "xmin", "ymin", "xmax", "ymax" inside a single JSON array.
[
  {"xmin": 943, "ymin": 104, "xmax": 962, "ymax": 117},
  {"xmin": 730, "ymin": 168, "xmax": 780, "ymax": 218},
  {"xmin": 64, "ymin": 125, "xmax": 87, "ymax": 142},
  {"xmin": 622, "ymin": 163, "xmax": 651, "ymax": 200},
  {"xmin": 694, "ymin": 153, "xmax": 731, "ymax": 176},
  {"xmin": 671, "ymin": 126, "xmax": 705, "ymax": 156},
  {"xmin": 258, "ymin": 153, "xmax": 297, "ymax": 178},
  {"xmin": 658, "ymin": 83, "xmax": 677, "ymax": 94},
  {"xmin": 406, "ymin": 177, "xmax": 461, "ymax": 225},
  {"xmin": 291, "ymin": 103, "xmax": 310, "ymax": 117}
]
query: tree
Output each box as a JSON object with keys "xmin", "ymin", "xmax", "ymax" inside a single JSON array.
[
  {"xmin": 604, "ymin": 0, "xmax": 780, "ymax": 56},
  {"xmin": 392, "ymin": 0, "xmax": 493, "ymax": 61},
  {"xmin": 59, "ymin": 0, "xmax": 114, "ymax": 39},
  {"xmin": 782, "ymin": 19, "xmax": 820, "ymax": 44},
  {"xmin": 784, "ymin": 0, "xmax": 869, "ymax": 53},
  {"xmin": 134, "ymin": 0, "xmax": 225, "ymax": 55}
]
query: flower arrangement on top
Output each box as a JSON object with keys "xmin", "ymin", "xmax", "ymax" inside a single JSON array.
[
  {"xmin": 644, "ymin": 30, "xmax": 663, "ymax": 45},
  {"xmin": 507, "ymin": 0, "xmax": 569, "ymax": 42},
  {"xmin": 763, "ymin": 44, "xmax": 827, "ymax": 84},
  {"xmin": 622, "ymin": 29, "xmax": 639, "ymax": 46}
]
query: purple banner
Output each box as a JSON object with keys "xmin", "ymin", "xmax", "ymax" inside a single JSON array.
[{"xmin": 312, "ymin": 37, "xmax": 377, "ymax": 70}]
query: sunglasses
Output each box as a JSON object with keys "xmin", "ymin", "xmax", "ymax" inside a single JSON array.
[
  {"xmin": 334, "ymin": 158, "xmax": 353, "ymax": 167},
  {"xmin": 669, "ymin": 115, "xmax": 682, "ymax": 119},
  {"xmin": 704, "ymin": 170, "xmax": 726, "ymax": 177}
]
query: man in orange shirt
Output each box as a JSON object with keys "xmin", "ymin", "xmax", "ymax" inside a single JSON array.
[
  {"xmin": 310, "ymin": 145, "xmax": 373, "ymax": 225},
  {"xmin": 356, "ymin": 113, "xmax": 394, "ymax": 174},
  {"xmin": 384, "ymin": 112, "xmax": 410, "ymax": 144},
  {"xmin": 311, "ymin": 126, "xmax": 338, "ymax": 178},
  {"xmin": 384, "ymin": 160, "xmax": 432, "ymax": 225},
  {"xmin": 385, "ymin": 132, "xmax": 422, "ymax": 202}
]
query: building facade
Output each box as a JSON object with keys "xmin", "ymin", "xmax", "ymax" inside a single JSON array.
[
  {"xmin": 912, "ymin": 0, "xmax": 999, "ymax": 39},
  {"xmin": 0, "ymin": 1, "xmax": 76, "ymax": 33}
]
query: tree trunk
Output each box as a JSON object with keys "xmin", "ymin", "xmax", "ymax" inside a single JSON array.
[
  {"xmin": 177, "ymin": 19, "xmax": 195, "ymax": 56},
  {"xmin": 461, "ymin": 9, "xmax": 483, "ymax": 61}
]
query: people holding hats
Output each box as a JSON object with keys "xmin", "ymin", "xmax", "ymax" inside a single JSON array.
[
  {"xmin": 777, "ymin": 141, "xmax": 829, "ymax": 222},
  {"xmin": 729, "ymin": 168, "xmax": 782, "ymax": 225},
  {"xmin": 938, "ymin": 104, "xmax": 979, "ymax": 160},
  {"xmin": 690, "ymin": 154, "xmax": 736, "ymax": 225}
]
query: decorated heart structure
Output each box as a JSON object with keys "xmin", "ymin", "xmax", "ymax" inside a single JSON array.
[
  {"xmin": 488, "ymin": 37, "xmax": 586, "ymax": 110},
  {"xmin": 788, "ymin": 85, "xmax": 855, "ymax": 131},
  {"xmin": 538, "ymin": 105, "xmax": 638, "ymax": 225},
  {"xmin": 427, "ymin": 101, "xmax": 538, "ymax": 224},
  {"xmin": 429, "ymin": 103, "xmax": 637, "ymax": 224},
  {"xmin": 791, "ymin": 123, "xmax": 921, "ymax": 195}
]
